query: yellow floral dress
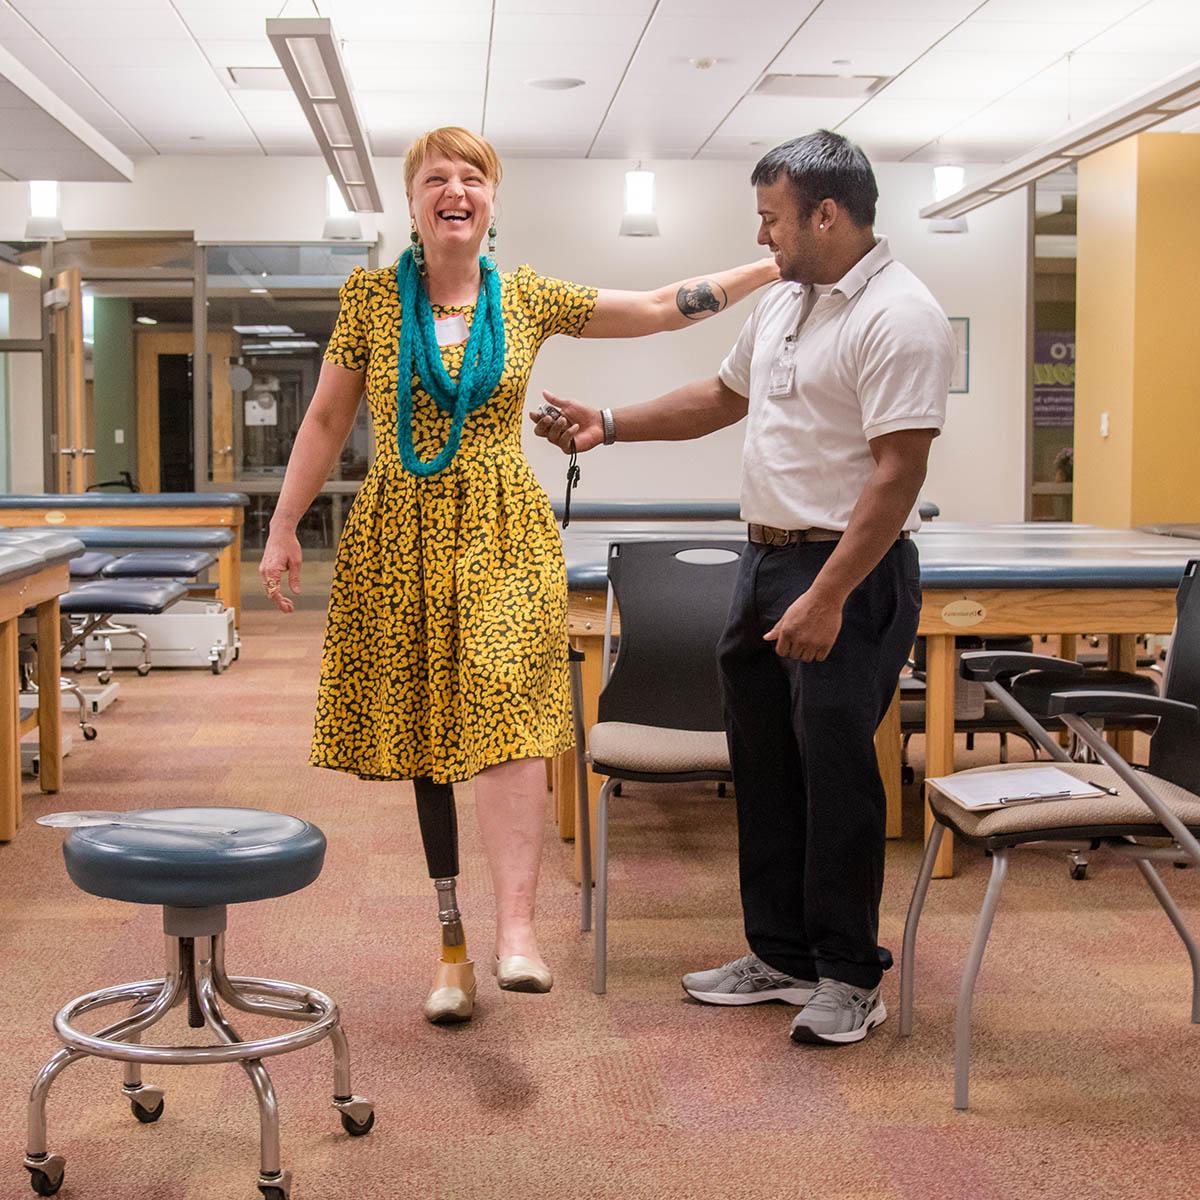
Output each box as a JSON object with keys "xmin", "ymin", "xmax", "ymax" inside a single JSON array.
[{"xmin": 311, "ymin": 263, "xmax": 596, "ymax": 782}]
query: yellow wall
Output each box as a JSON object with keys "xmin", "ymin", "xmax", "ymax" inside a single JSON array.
[
  {"xmin": 1075, "ymin": 133, "xmax": 1200, "ymax": 527},
  {"xmin": 1075, "ymin": 138, "xmax": 1138, "ymax": 528}
]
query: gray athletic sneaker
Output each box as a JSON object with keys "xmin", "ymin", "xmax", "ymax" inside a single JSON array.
[
  {"xmin": 682, "ymin": 953, "xmax": 817, "ymax": 1006},
  {"xmin": 788, "ymin": 977, "xmax": 887, "ymax": 1045}
]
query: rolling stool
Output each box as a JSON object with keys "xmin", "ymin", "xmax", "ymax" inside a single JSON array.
[{"xmin": 24, "ymin": 808, "xmax": 375, "ymax": 1199}]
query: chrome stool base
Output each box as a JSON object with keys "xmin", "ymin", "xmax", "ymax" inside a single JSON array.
[{"xmin": 24, "ymin": 910, "xmax": 373, "ymax": 1199}]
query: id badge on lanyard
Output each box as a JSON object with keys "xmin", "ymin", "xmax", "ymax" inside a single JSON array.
[{"xmin": 768, "ymin": 336, "xmax": 797, "ymax": 399}]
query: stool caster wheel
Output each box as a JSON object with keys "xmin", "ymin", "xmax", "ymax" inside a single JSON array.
[
  {"xmin": 136, "ymin": 664, "xmax": 151, "ymax": 678},
  {"xmin": 901, "ymin": 766, "xmax": 915, "ymax": 786},
  {"xmin": 340, "ymin": 1109, "xmax": 375, "ymax": 1137},
  {"xmin": 257, "ymin": 1168, "xmax": 292, "ymax": 1200},
  {"xmin": 1070, "ymin": 862, "xmax": 1088, "ymax": 881},
  {"xmin": 98, "ymin": 671, "xmax": 112, "ymax": 685},
  {"xmin": 82, "ymin": 724, "xmax": 98, "ymax": 741},
  {"xmin": 129, "ymin": 1087, "xmax": 165, "ymax": 1123},
  {"xmin": 25, "ymin": 1155, "xmax": 65, "ymax": 1196},
  {"xmin": 333, "ymin": 1095, "xmax": 374, "ymax": 1137}
]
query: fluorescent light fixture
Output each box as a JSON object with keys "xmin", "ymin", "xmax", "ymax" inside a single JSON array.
[
  {"xmin": 921, "ymin": 61, "xmax": 1200, "ymax": 220},
  {"xmin": 323, "ymin": 173, "xmax": 363, "ymax": 240},
  {"xmin": 26, "ymin": 180, "xmax": 64, "ymax": 241},
  {"xmin": 19, "ymin": 264, "xmax": 42, "ymax": 279},
  {"xmin": 620, "ymin": 167, "xmax": 659, "ymax": 237},
  {"xmin": 267, "ymin": 17, "xmax": 382, "ymax": 214},
  {"xmin": 135, "ymin": 316, "xmax": 158, "ymax": 325},
  {"xmin": 250, "ymin": 287, "xmax": 270, "ymax": 295},
  {"xmin": 234, "ymin": 324, "xmax": 296, "ymax": 335},
  {"xmin": 1061, "ymin": 113, "xmax": 1163, "ymax": 157}
]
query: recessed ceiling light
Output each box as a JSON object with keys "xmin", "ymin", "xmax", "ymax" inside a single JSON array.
[
  {"xmin": 19, "ymin": 264, "xmax": 42, "ymax": 278},
  {"xmin": 689, "ymin": 57, "xmax": 717, "ymax": 70},
  {"xmin": 526, "ymin": 77, "xmax": 585, "ymax": 90},
  {"xmin": 136, "ymin": 316, "xmax": 158, "ymax": 325}
]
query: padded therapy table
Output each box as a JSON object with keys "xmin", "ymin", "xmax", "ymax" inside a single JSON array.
[
  {"xmin": 0, "ymin": 493, "xmax": 247, "ymax": 622},
  {"xmin": 559, "ymin": 520, "xmax": 1198, "ymax": 878},
  {"xmin": 0, "ymin": 531, "xmax": 83, "ymax": 839}
]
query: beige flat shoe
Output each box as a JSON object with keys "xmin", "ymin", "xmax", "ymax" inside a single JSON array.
[
  {"xmin": 423, "ymin": 959, "xmax": 476, "ymax": 1024},
  {"xmin": 492, "ymin": 955, "xmax": 553, "ymax": 994}
]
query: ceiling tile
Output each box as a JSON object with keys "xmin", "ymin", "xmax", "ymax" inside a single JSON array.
[
  {"xmin": 718, "ymin": 94, "xmax": 865, "ymax": 140},
  {"xmin": 343, "ymin": 42, "xmax": 490, "ymax": 92},
  {"xmin": 772, "ymin": 19, "xmax": 961, "ymax": 78},
  {"xmin": 11, "ymin": 4, "xmax": 187, "ymax": 41},
  {"xmin": 316, "ymin": 0, "xmax": 493, "ymax": 43}
]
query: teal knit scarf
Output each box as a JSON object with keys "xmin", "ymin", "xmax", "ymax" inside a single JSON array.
[{"xmin": 394, "ymin": 248, "xmax": 506, "ymax": 477}]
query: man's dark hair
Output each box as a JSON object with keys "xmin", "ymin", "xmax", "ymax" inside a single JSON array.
[{"xmin": 751, "ymin": 130, "xmax": 878, "ymax": 227}]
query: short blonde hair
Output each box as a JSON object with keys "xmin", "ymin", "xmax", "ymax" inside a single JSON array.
[{"xmin": 404, "ymin": 127, "xmax": 503, "ymax": 195}]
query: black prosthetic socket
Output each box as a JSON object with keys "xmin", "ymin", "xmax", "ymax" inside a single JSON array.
[{"xmin": 413, "ymin": 777, "xmax": 459, "ymax": 879}]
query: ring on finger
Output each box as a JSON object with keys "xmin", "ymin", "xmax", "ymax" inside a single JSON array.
[{"xmin": 264, "ymin": 577, "xmax": 280, "ymax": 594}]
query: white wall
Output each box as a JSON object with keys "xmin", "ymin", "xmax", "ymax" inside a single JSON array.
[{"xmin": 0, "ymin": 155, "xmax": 1028, "ymax": 519}]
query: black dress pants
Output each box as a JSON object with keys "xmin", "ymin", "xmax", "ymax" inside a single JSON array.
[{"xmin": 717, "ymin": 538, "xmax": 921, "ymax": 990}]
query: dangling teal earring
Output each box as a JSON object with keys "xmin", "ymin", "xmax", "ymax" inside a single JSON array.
[
  {"xmin": 485, "ymin": 219, "xmax": 497, "ymax": 270},
  {"xmin": 410, "ymin": 224, "xmax": 426, "ymax": 275}
]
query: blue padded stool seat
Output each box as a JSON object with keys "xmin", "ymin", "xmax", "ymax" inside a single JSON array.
[{"xmin": 63, "ymin": 808, "xmax": 326, "ymax": 908}]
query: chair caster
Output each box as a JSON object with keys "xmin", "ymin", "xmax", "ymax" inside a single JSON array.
[
  {"xmin": 24, "ymin": 1154, "xmax": 65, "ymax": 1196},
  {"xmin": 257, "ymin": 1168, "xmax": 292, "ymax": 1200},
  {"xmin": 128, "ymin": 1086, "xmax": 165, "ymax": 1123},
  {"xmin": 97, "ymin": 671, "xmax": 112, "ymax": 685},
  {"xmin": 333, "ymin": 1095, "xmax": 375, "ymax": 1137},
  {"xmin": 136, "ymin": 664, "xmax": 152, "ymax": 677},
  {"xmin": 1070, "ymin": 862, "xmax": 1088, "ymax": 881},
  {"xmin": 901, "ymin": 765, "xmax": 915, "ymax": 786},
  {"xmin": 82, "ymin": 724, "xmax": 98, "ymax": 741}
]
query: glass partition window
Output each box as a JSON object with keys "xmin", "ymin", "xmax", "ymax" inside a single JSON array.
[{"xmin": 204, "ymin": 243, "xmax": 372, "ymax": 556}]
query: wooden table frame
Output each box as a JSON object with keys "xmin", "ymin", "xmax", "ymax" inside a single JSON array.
[
  {"xmin": 1, "ymin": 561, "xmax": 69, "ymax": 841},
  {"xmin": 555, "ymin": 584, "xmax": 1177, "ymax": 881},
  {"xmin": 0, "ymin": 504, "xmax": 245, "ymax": 623}
]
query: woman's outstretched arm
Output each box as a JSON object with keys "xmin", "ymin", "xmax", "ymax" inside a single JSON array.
[{"xmin": 582, "ymin": 258, "xmax": 778, "ymax": 339}]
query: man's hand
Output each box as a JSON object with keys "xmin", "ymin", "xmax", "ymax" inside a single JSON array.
[
  {"xmin": 528, "ymin": 390, "xmax": 604, "ymax": 453},
  {"xmin": 764, "ymin": 590, "xmax": 844, "ymax": 661}
]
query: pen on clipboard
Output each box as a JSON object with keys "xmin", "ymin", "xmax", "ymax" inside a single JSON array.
[
  {"xmin": 998, "ymin": 789, "xmax": 1072, "ymax": 805},
  {"xmin": 1087, "ymin": 779, "xmax": 1120, "ymax": 796}
]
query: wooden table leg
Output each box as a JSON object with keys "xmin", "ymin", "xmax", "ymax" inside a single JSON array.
[
  {"xmin": 572, "ymin": 636, "xmax": 604, "ymax": 885},
  {"xmin": 35, "ymin": 598, "xmax": 62, "ymax": 795},
  {"xmin": 1107, "ymin": 633, "xmax": 1138, "ymax": 761},
  {"xmin": 1058, "ymin": 634, "xmax": 1077, "ymax": 747},
  {"xmin": 876, "ymin": 687, "xmax": 902, "ymax": 839},
  {"xmin": 1, "ymin": 618, "xmax": 22, "ymax": 841},
  {"xmin": 554, "ymin": 749, "xmax": 575, "ymax": 839},
  {"xmin": 925, "ymin": 633, "xmax": 956, "ymax": 878},
  {"xmin": 217, "ymin": 542, "xmax": 241, "ymax": 626}
]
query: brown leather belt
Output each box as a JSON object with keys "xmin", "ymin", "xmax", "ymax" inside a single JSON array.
[{"xmin": 747, "ymin": 523, "xmax": 911, "ymax": 546}]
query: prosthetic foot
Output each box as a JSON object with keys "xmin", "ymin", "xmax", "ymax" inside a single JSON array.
[{"xmin": 415, "ymin": 779, "xmax": 476, "ymax": 1025}]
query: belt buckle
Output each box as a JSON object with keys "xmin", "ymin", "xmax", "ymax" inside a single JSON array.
[{"xmin": 769, "ymin": 526, "xmax": 790, "ymax": 547}]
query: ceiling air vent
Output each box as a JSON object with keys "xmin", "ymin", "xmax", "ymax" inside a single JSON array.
[{"xmin": 755, "ymin": 74, "xmax": 889, "ymax": 98}]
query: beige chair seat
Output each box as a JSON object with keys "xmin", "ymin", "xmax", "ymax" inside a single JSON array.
[
  {"xmin": 588, "ymin": 721, "xmax": 729, "ymax": 774},
  {"xmin": 928, "ymin": 761, "xmax": 1200, "ymax": 840}
]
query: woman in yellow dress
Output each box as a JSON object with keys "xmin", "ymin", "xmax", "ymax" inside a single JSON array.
[{"xmin": 261, "ymin": 127, "xmax": 775, "ymax": 1023}]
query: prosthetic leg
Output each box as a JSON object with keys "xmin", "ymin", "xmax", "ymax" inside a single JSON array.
[{"xmin": 414, "ymin": 778, "xmax": 476, "ymax": 1024}]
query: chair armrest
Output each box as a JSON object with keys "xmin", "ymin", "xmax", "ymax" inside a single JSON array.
[
  {"xmin": 959, "ymin": 651, "xmax": 1084, "ymax": 682},
  {"xmin": 1046, "ymin": 690, "xmax": 1200, "ymax": 722}
]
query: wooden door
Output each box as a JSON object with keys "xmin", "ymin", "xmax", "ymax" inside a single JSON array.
[
  {"xmin": 51, "ymin": 268, "xmax": 88, "ymax": 492},
  {"xmin": 136, "ymin": 330, "xmax": 235, "ymax": 491}
]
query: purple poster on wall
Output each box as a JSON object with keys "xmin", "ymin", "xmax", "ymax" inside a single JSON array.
[{"xmin": 1033, "ymin": 331, "xmax": 1075, "ymax": 428}]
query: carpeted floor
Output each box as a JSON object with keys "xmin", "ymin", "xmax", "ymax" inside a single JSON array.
[{"xmin": 2, "ymin": 598, "xmax": 1197, "ymax": 1200}]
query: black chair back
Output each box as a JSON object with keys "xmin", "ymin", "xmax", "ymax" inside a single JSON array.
[
  {"xmin": 1150, "ymin": 559, "xmax": 1200, "ymax": 793},
  {"xmin": 597, "ymin": 540, "xmax": 742, "ymax": 732}
]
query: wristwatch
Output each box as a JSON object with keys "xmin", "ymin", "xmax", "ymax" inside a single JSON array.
[{"xmin": 601, "ymin": 407, "xmax": 616, "ymax": 446}]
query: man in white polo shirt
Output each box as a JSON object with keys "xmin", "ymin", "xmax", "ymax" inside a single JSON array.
[{"xmin": 531, "ymin": 130, "xmax": 954, "ymax": 1046}]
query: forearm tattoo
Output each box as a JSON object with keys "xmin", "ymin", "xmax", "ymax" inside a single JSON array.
[{"xmin": 676, "ymin": 279, "xmax": 728, "ymax": 321}]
